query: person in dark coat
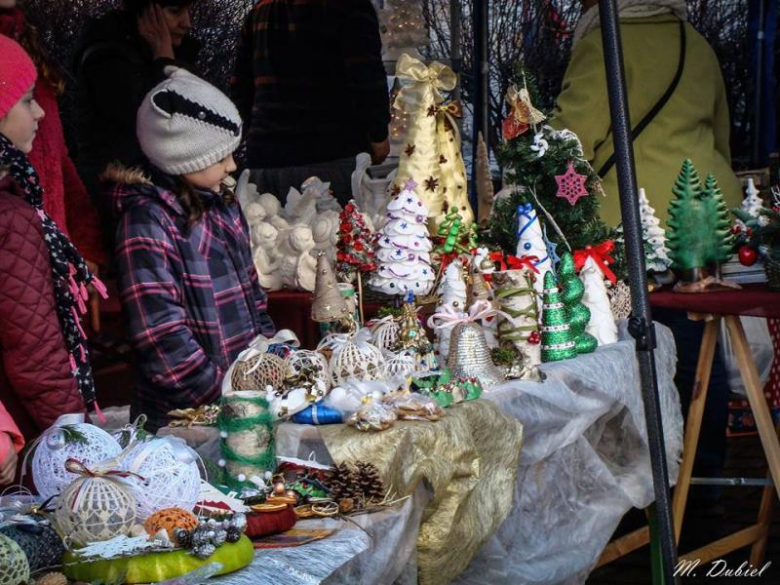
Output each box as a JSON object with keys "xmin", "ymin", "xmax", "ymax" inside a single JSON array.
[
  {"xmin": 231, "ymin": 0, "xmax": 391, "ymax": 205},
  {"xmin": 73, "ymin": 0, "xmax": 198, "ymax": 252},
  {"xmin": 0, "ymin": 36, "xmax": 99, "ymax": 442}
]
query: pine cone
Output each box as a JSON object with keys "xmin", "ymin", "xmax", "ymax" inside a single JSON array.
[
  {"xmin": 327, "ymin": 462, "xmax": 353, "ymax": 500},
  {"xmin": 355, "ymin": 462, "xmax": 385, "ymax": 501}
]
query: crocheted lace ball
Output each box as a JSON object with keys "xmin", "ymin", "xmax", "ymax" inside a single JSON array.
[
  {"xmin": 370, "ymin": 319, "xmax": 400, "ymax": 353},
  {"xmin": 329, "ymin": 338, "xmax": 386, "ymax": 385},
  {"xmin": 231, "ymin": 353, "xmax": 287, "ymax": 391},
  {"xmin": 0, "ymin": 534, "xmax": 30, "ymax": 585},
  {"xmin": 32, "ymin": 423, "xmax": 122, "ymax": 499},
  {"xmin": 54, "ymin": 475, "xmax": 137, "ymax": 547},
  {"xmin": 118, "ymin": 438, "xmax": 201, "ymax": 521},
  {"xmin": 143, "ymin": 507, "xmax": 199, "ymax": 541}
]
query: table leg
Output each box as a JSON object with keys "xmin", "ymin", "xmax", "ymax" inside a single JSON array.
[
  {"xmin": 671, "ymin": 318, "xmax": 719, "ymax": 543},
  {"xmin": 749, "ymin": 470, "xmax": 775, "ymax": 566},
  {"xmin": 724, "ymin": 315, "xmax": 780, "ymax": 498}
]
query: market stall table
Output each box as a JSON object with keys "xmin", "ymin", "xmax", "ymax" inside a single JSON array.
[
  {"xmin": 164, "ymin": 321, "xmax": 682, "ymax": 584},
  {"xmin": 648, "ymin": 283, "xmax": 780, "ymax": 566}
]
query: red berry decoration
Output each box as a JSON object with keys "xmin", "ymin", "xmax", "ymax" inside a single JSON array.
[
  {"xmin": 738, "ymin": 245, "xmax": 758, "ymax": 266},
  {"xmin": 528, "ymin": 331, "xmax": 541, "ymax": 345},
  {"xmin": 730, "ymin": 225, "xmax": 741, "ymax": 235},
  {"xmin": 336, "ymin": 200, "xmax": 376, "ymax": 281}
]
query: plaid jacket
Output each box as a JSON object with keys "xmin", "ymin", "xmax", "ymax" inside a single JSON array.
[{"xmin": 111, "ymin": 168, "xmax": 275, "ymax": 431}]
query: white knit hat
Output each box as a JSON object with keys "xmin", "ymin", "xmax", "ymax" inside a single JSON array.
[{"xmin": 137, "ymin": 66, "xmax": 242, "ymax": 175}]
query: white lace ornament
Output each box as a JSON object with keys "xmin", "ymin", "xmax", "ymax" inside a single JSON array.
[
  {"xmin": 284, "ymin": 350, "xmax": 330, "ymax": 402},
  {"xmin": 53, "ymin": 461, "xmax": 138, "ymax": 547},
  {"xmin": 607, "ymin": 280, "xmax": 633, "ymax": 321},
  {"xmin": 383, "ymin": 351, "xmax": 417, "ymax": 378},
  {"xmin": 370, "ymin": 317, "xmax": 401, "ymax": 353},
  {"xmin": 230, "ymin": 353, "xmax": 287, "ymax": 391},
  {"xmin": 118, "ymin": 437, "xmax": 201, "ymax": 521},
  {"xmin": 0, "ymin": 533, "xmax": 29, "ymax": 585},
  {"xmin": 32, "ymin": 421, "xmax": 122, "ymax": 499},
  {"xmin": 320, "ymin": 333, "xmax": 386, "ymax": 385}
]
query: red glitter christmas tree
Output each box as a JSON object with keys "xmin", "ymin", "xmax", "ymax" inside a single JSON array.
[{"xmin": 336, "ymin": 200, "xmax": 376, "ymax": 282}]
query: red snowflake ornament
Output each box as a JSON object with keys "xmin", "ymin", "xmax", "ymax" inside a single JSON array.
[{"xmin": 555, "ymin": 162, "xmax": 590, "ymax": 206}]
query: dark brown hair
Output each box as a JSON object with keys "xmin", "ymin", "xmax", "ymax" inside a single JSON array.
[{"xmin": 171, "ymin": 175, "xmax": 236, "ymax": 227}]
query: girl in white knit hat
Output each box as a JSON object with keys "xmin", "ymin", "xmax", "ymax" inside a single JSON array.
[{"xmin": 106, "ymin": 66, "xmax": 275, "ymax": 432}]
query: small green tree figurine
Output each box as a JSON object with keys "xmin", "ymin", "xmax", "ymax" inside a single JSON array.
[
  {"xmin": 540, "ymin": 270, "xmax": 577, "ymax": 362},
  {"xmin": 558, "ymin": 253, "xmax": 597, "ymax": 354},
  {"xmin": 702, "ymin": 174, "xmax": 735, "ymax": 266},
  {"xmin": 666, "ymin": 159, "xmax": 709, "ymax": 273}
]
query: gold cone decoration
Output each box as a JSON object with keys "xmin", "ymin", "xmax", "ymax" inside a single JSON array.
[
  {"xmin": 392, "ymin": 53, "xmax": 473, "ymax": 230},
  {"xmin": 311, "ymin": 253, "xmax": 351, "ymax": 323},
  {"xmin": 476, "ymin": 132, "xmax": 494, "ymax": 226},
  {"xmin": 447, "ymin": 322, "xmax": 505, "ymax": 388}
]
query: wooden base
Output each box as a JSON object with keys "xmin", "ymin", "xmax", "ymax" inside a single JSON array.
[{"xmin": 597, "ymin": 314, "xmax": 779, "ymax": 568}]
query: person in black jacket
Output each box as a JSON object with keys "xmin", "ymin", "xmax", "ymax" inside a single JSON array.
[
  {"xmin": 73, "ymin": 0, "xmax": 198, "ymax": 252},
  {"xmin": 231, "ymin": 0, "xmax": 390, "ymax": 205}
]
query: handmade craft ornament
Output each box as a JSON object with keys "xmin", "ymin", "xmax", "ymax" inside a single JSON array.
[
  {"xmin": 515, "ymin": 203, "xmax": 552, "ymax": 299},
  {"xmin": 0, "ymin": 533, "xmax": 29, "ymax": 585},
  {"xmin": 492, "ymin": 269, "xmax": 541, "ymax": 373},
  {"xmin": 223, "ymin": 330, "xmax": 300, "ymax": 393},
  {"xmin": 558, "ymin": 253, "xmax": 597, "ymax": 353},
  {"xmin": 555, "ymin": 162, "xmax": 590, "ymax": 206},
  {"xmin": 579, "ymin": 256, "xmax": 619, "ymax": 346},
  {"xmin": 218, "ymin": 393, "xmax": 275, "ymax": 490},
  {"xmin": 32, "ymin": 418, "xmax": 122, "ymax": 499},
  {"xmin": 118, "ymin": 436, "xmax": 201, "ymax": 520},
  {"xmin": 335, "ymin": 200, "xmax": 376, "ymax": 282},
  {"xmin": 324, "ymin": 331, "xmax": 387, "ymax": 384},
  {"xmin": 143, "ymin": 508, "xmax": 199, "ymax": 544},
  {"xmin": 311, "ymin": 253, "xmax": 351, "ymax": 323},
  {"xmin": 370, "ymin": 185, "xmax": 435, "ymax": 296},
  {"xmin": 430, "ymin": 261, "xmax": 468, "ymax": 361},
  {"xmin": 391, "ymin": 54, "xmax": 472, "ymax": 228},
  {"xmin": 540, "ymin": 271, "xmax": 578, "ymax": 362},
  {"xmin": 284, "ymin": 349, "xmax": 330, "ymax": 402},
  {"xmin": 440, "ymin": 300, "xmax": 508, "ymax": 388},
  {"xmin": 608, "ymin": 280, "xmax": 633, "ymax": 320},
  {"xmin": 0, "ymin": 523, "xmax": 65, "ymax": 574},
  {"xmin": 502, "ymin": 85, "xmax": 546, "ymax": 140},
  {"xmin": 383, "ymin": 350, "xmax": 419, "ymax": 378},
  {"xmin": 53, "ymin": 459, "xmax": 139, "ymax": 547},
  {"xmin": 370, "ymin": 316, "xmax": 401, "ymax": 353}
]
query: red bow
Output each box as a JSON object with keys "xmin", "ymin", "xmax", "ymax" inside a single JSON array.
[
  {"xmin": 573, "ymin": 241, "xmax": 617, "ymax": 284},
  {"xmin": 507, "ymin": 254, "xmax": 540, "ymax": 274}
]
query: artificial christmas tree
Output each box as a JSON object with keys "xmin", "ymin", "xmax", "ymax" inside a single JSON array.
[
  {"xmin": 311, "ymin": 253, "xmax": 351, "ymax": 323},
  {"xmin": 370, "ymin": 183, "xmax": 435, "ymax": 297},
  {"xmin": 702, "ymin": 174, "xmax": 735, "ymax": 266},
  {"xmin": 636, "ymin": 187, "xmax": 671, "ymax": 273},
  {"xmin": 558, "ymin": 252, "xmax": 597, "ymax": 353},
  {"xmin": 434, "ymin": 206, "xmax": 477, "ymax": 255},
  {"xmin": 540, "ymin": 271, "xmax": 577, "ymax": 362},
  {"xmin": 336, "ymin": 200, "xmax": 376, "ymax": 282},
  {"xmin": 740, "ymin": 178, "xmax": 765, "ymax": 221}
]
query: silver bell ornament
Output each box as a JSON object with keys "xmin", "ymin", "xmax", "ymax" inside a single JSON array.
[{"xmin": 447, "ymin": 321, "xmax": 505, "ymax": 388}]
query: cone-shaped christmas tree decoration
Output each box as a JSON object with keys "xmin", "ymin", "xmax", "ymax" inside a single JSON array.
[
  {"xmin": 540, "ymin": 271, "xmax": 577, "ymax": 362},
  {"xmin": 312, "ymin": 253, "xmax": 351, "ymax": 323},
  {"xmin": 666, "ymin": 159, "xmax": 709, "ymax": 272},
  {"xmin": 702, "ymin": 174, "xmax": 735, "ymax": 266},
  {"xmin": 558, "ymin": 252, "xmax": 597, "ymax": 353},
  {"xmin": 516, "ymin": 203, "xmax": 553, "ymax": 299},
  {"xmin": 336, "ymin": 200, "xmax": 376, "ymax": 282},
  {"xmin": 476, "ymin": 132, "xmax": 494, "ymax": 226}
]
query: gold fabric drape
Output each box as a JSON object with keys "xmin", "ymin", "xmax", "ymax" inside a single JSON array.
[{"xmin": 320, "ymin": 400, "xmax": 523, "ymax": 585}]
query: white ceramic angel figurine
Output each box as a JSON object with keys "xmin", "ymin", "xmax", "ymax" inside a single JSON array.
[
  {"xmin": 277, "ymin": 226, "xmax": 317, "ymax": 291},
  {"xmin": 580, "ymin": 256, "xmax": 618, "ymax": 345},
  {"xmin": 310, "ymin": 210, "xmax": 340, "ymax": 263},
  {"xmin": 252, "ymin": 222, "xmax": 283, "ymax": 291},
  {"xmin": 302, "ymin": 176, "xmax": 341, "ymax": 213},
  {"xmin": 258, "ymin": 192, "xmax": 290, "ymax": 231}
]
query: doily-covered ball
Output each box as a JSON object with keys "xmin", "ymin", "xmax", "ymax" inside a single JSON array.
[
  {"xmin": 119, "ymin": 438, "xmax": 201, "ymax": 520},
  {"xmin": 32, "ymin": 423, "xmax": 121, "ymax": 499},
  {"xmin": 0, "ymin": 533, "xmax": 29, "ymax": 585}
]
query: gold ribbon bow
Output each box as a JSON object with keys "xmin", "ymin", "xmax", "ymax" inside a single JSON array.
[{"xmin": 394, "ymin": 53, "xmax": 458, "ymax": 113}]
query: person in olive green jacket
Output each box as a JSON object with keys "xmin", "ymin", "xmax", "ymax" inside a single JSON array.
[{"xmin": 551, "ymin": 0, "xmax": 742, "ymax": 228}]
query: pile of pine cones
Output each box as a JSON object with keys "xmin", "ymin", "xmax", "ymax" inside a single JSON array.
[{"xmin": 327, "ymin": 461, "xmax": 386, "ymax": 513}]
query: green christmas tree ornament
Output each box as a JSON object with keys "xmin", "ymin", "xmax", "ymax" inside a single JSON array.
[
  {"xmin": 702, "ymin": 173, "xmax": 735, "ymax": 266},
  {"xmin": 558, "ymin": 253, "xmax": 597, "ymax": 354},
  {"xmin": 665, "ymin": 159, "xmax": 710, "ymax": 274},
  {"xmin": 540, "ymin": 270, "xmax": 577, "ymax": 362},
  {"xmin": 434, "ymin": 206, "xmax": 477, "ymax": 255}
]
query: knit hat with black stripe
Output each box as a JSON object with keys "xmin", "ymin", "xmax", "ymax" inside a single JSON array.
[{"xmin": 137, "ymin": 66, "xmax": 242, "ymax": 175}]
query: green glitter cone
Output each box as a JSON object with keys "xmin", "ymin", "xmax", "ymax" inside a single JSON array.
[
  {"xmin": 540, "ymin": 271, "xmax": 577, "ymax": 362},
  {"xmin": 558, "ymin": 253, "xmax": 597, "ymax": 354}
]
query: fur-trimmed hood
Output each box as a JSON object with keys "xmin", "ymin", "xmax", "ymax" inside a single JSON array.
[{"xmin": 102, "ymin": 163, "xmax": 186, "ymax": 218}]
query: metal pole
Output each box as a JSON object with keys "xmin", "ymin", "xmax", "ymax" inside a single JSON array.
[
  {"xmin": 597, "ymin": 1, "xmax": 679, "ymax": 583},
  {"xmin": 470, "ymin": 0, "xmax": 489, "ymax": 214}
]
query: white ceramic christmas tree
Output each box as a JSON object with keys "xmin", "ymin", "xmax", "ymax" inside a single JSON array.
[
  {"xmin": 638, "ymin": 188, "xmax": 671, "ymax": 273},
  {"xmin": 741, "ymin": 178, "xmax": 765, "ymax": 219},
  {"xmin": 432, "ymin": 261, "xmax": 468, "ymax": 360},
  {"xmin": 370, "ymin": 181, "xmax": 435, "ymax": 296},
  {"xmin": 516, "ymin": 203, "xmax": 552, "ymax": 298},
  {"xmin": 580, "ymin": 257, "xmax": 618, "ymax": 346}
]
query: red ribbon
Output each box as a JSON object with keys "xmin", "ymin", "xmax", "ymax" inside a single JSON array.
[
  {"xmin": 64, "ymin": 457, "xmax": 145, "ymax": 482},
  {"xmin": 488, "ymin": 251, "xmax": 540, "ymax": 274},
  {"xmin": 573, "ymin": 241, "xmax": 617, "ymax": 284}
]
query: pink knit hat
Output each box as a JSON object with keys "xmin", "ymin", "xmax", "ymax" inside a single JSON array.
[{"xmin": 0, "ymin": 35, "xmax": 37, "ymax": 119}]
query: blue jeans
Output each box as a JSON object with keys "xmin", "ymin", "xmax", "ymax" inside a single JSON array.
[{"xmin": 654, "ymin": 307, "xmax": 730, "ymax": 505}]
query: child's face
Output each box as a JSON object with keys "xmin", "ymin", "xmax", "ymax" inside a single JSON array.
[
  {"xmin": 0, "ymin": 86, "xmax": 45, "ymax": 154},
  {"xmin": 182, "ymin": 154, "xmax": 237, "ymax": 192}
]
